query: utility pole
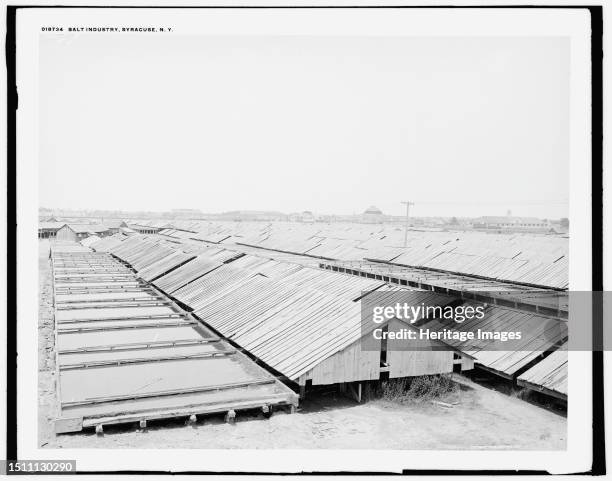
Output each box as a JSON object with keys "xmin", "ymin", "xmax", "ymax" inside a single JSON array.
[{"xmin": 401, "ymin": 201, "xmax": 414, "ymax": 248}]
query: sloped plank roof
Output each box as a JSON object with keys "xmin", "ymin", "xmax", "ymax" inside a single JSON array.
[
  {"xmin": 517, "ymin": 344, "xmax": 567, "ymax": 398},
  {"xmin": 152, "ymin": 256, "xmax": 223, "ymax": 294},
  {"xmin": 192, "ymin": 278, "xmax": 452, "ymax": 380},
  {"xmin": 138, "ymin": 251, "xmax": 197, "ymax": 282},
  {"xmin": 89, "ymin": 233, "xmax": 127, "ymax": 252},
  {"xmin": 418, "ymin": 303, "xmax": 567, "ymax": 377}
]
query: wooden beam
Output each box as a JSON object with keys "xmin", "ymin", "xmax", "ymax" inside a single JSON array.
[
  {"xmin": 57, "ymin": 321, "xmax": 196, "ymax": 333},
  {"xmin": 61, "ymin": 378, "xmax": 276, "ymax": 407},
  {"xmin": 57, "ymin": 313, "xmax": 184, "ymax": 324},
  {"xmin": 57, "ymin": 296, "xmax": 165, "ymax": 304},
  {"xmin": 516, "ymin": 378, "xmax": 567, "ymax": 401},
  {"xmin": 58, "ymin": 337, "xmax": 221, "ymax": 354},
  {"xmin": 56, "ymin": 301, "xmax": 172, "ymax": 310},
  {"xmin": 59, "ymin": 350, "xmax": 237, "ymax": 371}
]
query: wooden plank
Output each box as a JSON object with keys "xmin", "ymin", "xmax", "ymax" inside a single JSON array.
[
  {"xmin": 60, "ymin": 350, "xmax": 237, "ymax": 370},
  {"xmin": 54, "ymin": 416, "xmax": 84, "ymax": 434},
  {"xmin": 61, "ymin": 379, "xmax": 276, "ymax": 407}
]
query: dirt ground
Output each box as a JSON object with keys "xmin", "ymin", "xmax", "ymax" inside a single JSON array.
[
  {"xmin": 39, "ymin": 239, "xmax": 58, "ymax": 446},
  {"xmin": 38, "ymin": 240, "xmax": 566, "ymax": 450}
]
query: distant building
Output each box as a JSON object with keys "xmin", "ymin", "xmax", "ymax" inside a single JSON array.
[
  {"xmin": 38, "ymin": 221, "xmax": 65, "ymax": 239},
  {"xmin": 127, "ymin": 224, "xmax": 163, "ymax": 235},
  {"xmin": 101, "ymin": 220, "xmax": 128, "ymax": 234},
  {"xmin": 56, "ymin": 224, "xmax": 111, "ymax": 241},
  {"xmin": 288, "ymin": 211, "xmax": 316, "ymax": 223},
  {"xmin": 549, "ymin": 218, "xmax": 569, "ymax": 235},
  {"xmin": 120, "ymin": 226, "xmax": 137, "ymax": 235},
  {"xmin": 362, "ymin": 206, "xmax": 384, "ymax": 224},
  {"xmin": 472, "ymin": 216, "xmax": 552, "ymax": 232}
]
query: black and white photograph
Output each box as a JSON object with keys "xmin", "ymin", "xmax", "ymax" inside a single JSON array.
[{"xmin": 8, "ymin": 2, "xmax": 606, "ymax": 476}]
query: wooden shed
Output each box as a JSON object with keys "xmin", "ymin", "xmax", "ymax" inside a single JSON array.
[
  {"xmin": 38, "ymin": 221, "xmax": 65, "ymax": 239},
  {"xmin": 110, "ymin": 236, "xmax": 474, "ymax": 395},
  {"xmin": 296, "ymin": 318, "xmax": 456, "ymax": 387},
  {"xmin": 56, "ymin": 224, "xmax": 110, "ymax": 242}
]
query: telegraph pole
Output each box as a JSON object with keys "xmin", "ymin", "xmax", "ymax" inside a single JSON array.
[{"xmin": 401, "ymin": 201, "xmax": 414, "ymax": 248}]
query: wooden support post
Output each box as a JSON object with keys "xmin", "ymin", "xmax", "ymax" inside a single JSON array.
[
  {"xmin": 185, "ymin": 414, "xmax": 197, "ymax": 426},
  {"xmin": 299, "ymin": 384, "xmax": 306, "ymax": 400},
  {"xmin": 139, "ymin": 419, "xmax": 147, "ymax": 430},
  {"xmin": 95, "ymin": 425, "xmax": 103, "ymax": 435},
  {"xmin": 363, "ymin": 382, "xmax": 370, "ymax": 402},
  {"xmin": 262, "ymin": 404, "xmax": 270, "ymax": 418},
  {"xmin": 346, "ymin": 382, "xmax": 363, "ymax": 403},
  {"xmin": 225, "ymin": 410, "xmax": 236, "ymax": 424}
]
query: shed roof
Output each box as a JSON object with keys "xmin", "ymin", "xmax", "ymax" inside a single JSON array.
[
  {"xmin": 102, "ymin": 220, "xmax": 127, "ymax": 228},
  {"xmin": 80, "ymin": 235, "xmax": 101, "ymax": 247},
  {"xmin": 517, "ymin": 344, "xmax": 567, "ymax": 399},
  {"xmin": 88, "ymin": 233, "xmax": 127, "ymax": 252},
  {"xmin": 418, "ymin": 303, "xmax": 567, "ymax": 378},
  {"xmin": 39, "ymin": 222, "xmax": 65, "ymax": 230},
  {"xmin": 109, "ymin": 233, "xmax": 568, "ymax": 384},
  {"xmin": 63, "ymin": 224, "xmax": 109, "ymax": 233}
]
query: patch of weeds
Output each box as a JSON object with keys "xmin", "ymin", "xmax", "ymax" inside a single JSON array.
[
  {"xmin": 376, "ymin": 375, "xmax": 459, "ymax": 404},
  {"xmin": 511, "ymin": 387, "xmax": 536, "ymax": 401}
]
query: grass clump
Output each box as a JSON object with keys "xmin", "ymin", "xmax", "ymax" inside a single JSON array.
[{"xmin": 377, "ymin": 375, "xmax": 458, "ymax": 404}]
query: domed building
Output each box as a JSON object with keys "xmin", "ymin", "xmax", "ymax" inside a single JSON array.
[
  {"xmin": 300, "ymin": 210, "xmax": 316, "ymax": 223},
  {"xmin": 362, "ymin": 205, "xmax": 384, "ymax": 224},
  {"xmin": 289, "ymin": 210, "xmax": 316, "ymax": 223}
]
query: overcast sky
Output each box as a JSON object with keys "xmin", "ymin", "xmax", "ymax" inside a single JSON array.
[{"xmin": 39, "ymin": 34, "xmax": 569, "ymax": 218}]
